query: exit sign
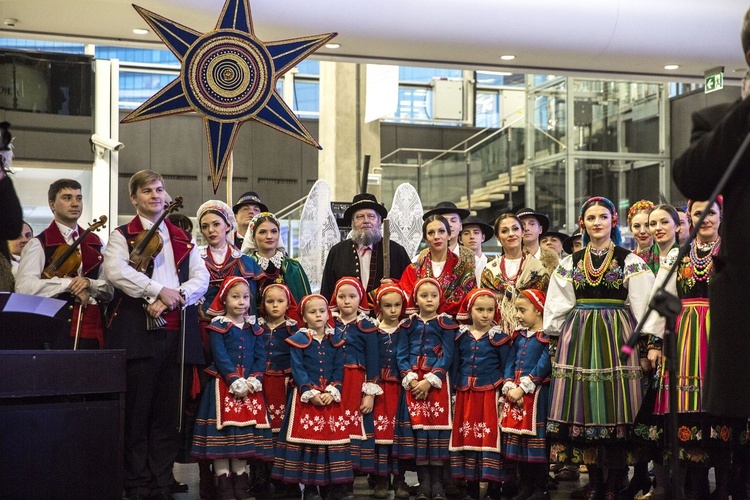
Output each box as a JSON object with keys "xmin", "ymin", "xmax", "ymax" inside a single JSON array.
[{"xmin": 705, "ymin": 67, "xmax": 724, "ymax": 94}]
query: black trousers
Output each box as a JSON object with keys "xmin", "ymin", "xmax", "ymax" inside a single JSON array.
[{"xmin": 123, "ymin": 329, "xmax": 181, "ymax": 497}]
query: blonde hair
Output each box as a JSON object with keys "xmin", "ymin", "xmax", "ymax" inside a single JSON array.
[{"xmin": 129, "ymin": 170, "xmax": 164, "ymax": 197}]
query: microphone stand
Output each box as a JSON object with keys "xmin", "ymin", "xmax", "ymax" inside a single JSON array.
[{"xmin": 620, "ymin": 131, "xmax": 750, "ymax": 498}]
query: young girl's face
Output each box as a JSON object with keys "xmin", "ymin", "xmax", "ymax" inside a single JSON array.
[
  {"xmin": 303, "ymin": 297, "xmax": 329, "ymax": 330},
  {"xmin": 514, "ymin": 295, "xmax": 542, "ymax": 329},
  {"xmin": 336, "ymin": 284, "xmax": 361, "ymax": 318},
  {"xmin": 264, "ymin": 287, "xmax": 288, "ymax": 322},
  {"xmin": 379, "ymin": 292, "xmax": 403, "ymax": 324},
  {"xmin": 470, "ymin": 295, "xmax": 496, "ymax": 330},
  {"xmin": 415, "ymin": 282, "xmax": 440, "ymax": 316},
  {"xmin": 225, "ymin": 282, "xmax": 251, "ymax": 319}
]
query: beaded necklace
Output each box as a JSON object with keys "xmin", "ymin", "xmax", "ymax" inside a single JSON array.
[
  {"xmin": 689, "ymin": 237, "xmax": 719, "ymax": 282},
  {"xmin": 499, "ymin": 254, "xmax": 525, "ymax": 286},
  {"xmin": 583, "ymin": 242, "xmax": 614, "ymax": 286}
]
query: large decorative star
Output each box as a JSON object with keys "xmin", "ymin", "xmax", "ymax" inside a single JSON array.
[{"xmin": 122, "ymin": 0, "xmax": 336, "ymax": 193}]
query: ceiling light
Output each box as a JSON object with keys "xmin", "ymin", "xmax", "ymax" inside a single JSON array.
[
  {"xmin": 500, "ymin": 54, "xmax": 515, "ymax": 61},
  {"xmin": 664, "ymin": 64, "xmax": 679, "ymax": 70},
  {"xmin": 325, "ymin": 43, "xmax": 340, "ymax": 49},
  {"xmin": 132, "ymin": 28, "xmax": 149, "ymax": 35},
  {"xmin": 3, "ymin": 18, "xmax": 18, "ymax": 27}
]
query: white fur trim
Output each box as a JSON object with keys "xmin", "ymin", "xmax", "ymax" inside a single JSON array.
[
  {"xmin": 519, "ymin": 376, "xmax": 536, "ymax": 394},
  {"xmin": 300, "ymin": 389, "xmax": 320, "ymax": 403},
  {"xmin": 325, "ymin": 385, "xmax": 341, "ymax": 402},
  {"xmin": 362, "ymin": 382, "xmax": 384, "ymax": 396},
  {"xmin": 424, "ymin": 372, "xmax": 442, "ymax": 389},
  {"xmin": 402, "ymin": 371, "xmax": 418, "ymax": 389}
]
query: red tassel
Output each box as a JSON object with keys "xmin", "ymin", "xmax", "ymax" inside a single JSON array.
[{"xmin": 190, "ymin": 366, "xmax": 201, "ymax": 399}]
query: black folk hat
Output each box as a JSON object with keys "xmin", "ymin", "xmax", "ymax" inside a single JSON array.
[
  {"xmin": 515, "ymin": 207, "xmax": 550, "ymax": 236},
  {"xmin": 461, "ymin": 215, "xmax": 494, "ymax": 241},
  {"xmin": 563, "ymin": 228, "xmax": 583, "ymax": 255},
  {"xmin": 343, "ymin": 193, "xmax": 388, "ymax": 225},
  {"xmin": 233, "ymin": 191, "xmax": 269, "ymax": 214},
  {"xmin": 542, "ymin": 227, "xmax": 569, "ymax": 243},
  {"xmin": 422, "ymin": 201, "xmax": 470, "ymax": 220}
]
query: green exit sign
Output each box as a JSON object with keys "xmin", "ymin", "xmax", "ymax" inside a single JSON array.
[{"xmin": 705, "ymin": 67, "xmax": 724, "ymax": 94}]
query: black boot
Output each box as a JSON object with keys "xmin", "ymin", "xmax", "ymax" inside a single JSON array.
[
  {"xmin": 233, "ymin": 472, "xmax": 252, "ymax": 500},
  {"xmin": 216, "ymin": 474, "xmax": 234, "ymax": 500},
  {"xmin": 712, "ymin": 466, "xmax": 731, "ymax": 500},
  {"xmin": 604, "ymin": 467, "xmax": 627, "ymax": 500},
  {"xmin": 393, "ymin": 473, "xmax": 410, "ymax": 500},
  {"xmin": 430, "ymin": 465, "xmax": 446, "ymax": 500},
  {"xmin": 511, "ymin": 463, "xmax": 534, "ymax": 500},
  {"xmin": 584, "ymin": 465, "xmax": 605, "ymax": 500},
  {"xmin": 621, "ymin": 462, "xmax": 652, "ymax": 499},
  {"xmin": 199, "ymin": 461, "xmax": 217, "ymax": 500},
  {"xmin": 527, "ymin": 463, "xmax": 550, "ymax": 500},
  {"xmin": 685, "ymin": 466, "xmax": 710, "ymax": 500},
  {"xmin": 416, "ymin": 465, "xmax": 431, "ymax": 500}
]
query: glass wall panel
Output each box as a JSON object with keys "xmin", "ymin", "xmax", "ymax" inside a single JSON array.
[
  {"xmin": 396, "ymin": 85, "xmax": 432, "ymax": 120},
  {"xmin": 530, "ymin": 78, "xmax": 566, "ymax": 159},
  {"xmin": 530, "ymin": 159, "xmax": 567, "ymax": 231},
  {"xmin": 292, "ymin": 80, "xmax": 319, "ymax": 117},
  {"xmin": 475, "ymin": 90, "xmax": 499, "ymax": 128},
  {"xmin": 119, "ymin": 71, "xmax": 178, "ymax": 109}
]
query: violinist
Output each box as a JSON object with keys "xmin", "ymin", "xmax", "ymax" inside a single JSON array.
[
  {"xmin": 103, "ymin": 170, "xmax": 208, "ymax": 500},
  {"xmin": 16, "ymin": 178, "xmax": 112, "ymax": 349}
]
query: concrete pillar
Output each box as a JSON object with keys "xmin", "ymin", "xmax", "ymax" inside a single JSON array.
[{"xmin": 318, "ymin": 62, "xmax": 381, "ymax": 202}]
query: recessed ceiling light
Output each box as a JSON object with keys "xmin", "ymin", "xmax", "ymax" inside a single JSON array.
[
  {"xmin": 500, "ymin": 54, "xmax": 515, "ymax": 61},
  {"xmin": 132, "ymin": 28, "xmax": 149, "ymax": 35},
  {"xmin": 664, "ymin": 64, "xmax": 679, "ymax": 70},
  {"xmin": 325, "ymin": 43, "xmax": 340, "ymax": 49}
]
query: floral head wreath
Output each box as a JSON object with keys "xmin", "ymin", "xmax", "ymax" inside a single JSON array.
[
  {"xmin": 197, "ymin": 200, "xmax": 236, "ymax": 233},
  {"xmin": 578, "ymin": 196, "xmax": 622, "ymax": 247},
  {"xmin": 206, "ymin": 276, "xmax": 249, "ymax": 316},
  {"xmin": 626, "ymin": 199, "xmax": 655, "ymax": 227},
  {"xmin": 329, "ymin": 276, "xmax": 371, "ymax": 314},
  {"xmin": 243, "ymin": 211, "xmax": 286, "ymax": 253},
  {"xmin": 456, "ymin": 288, "xmax": 499, "ymax": 324}
]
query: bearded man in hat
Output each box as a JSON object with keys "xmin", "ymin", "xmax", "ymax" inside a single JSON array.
[
  {"xmin": 320, "ymin": 193, "xmax": 411, "ymax": 300},
  {"xmin": 232, "ymin": 191, "xmax": 268, "ymax": 249}
]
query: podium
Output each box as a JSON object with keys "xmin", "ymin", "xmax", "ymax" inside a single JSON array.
[{"xmin": 0, "ymin": 350, "xmax": 126, "ymax": 500}]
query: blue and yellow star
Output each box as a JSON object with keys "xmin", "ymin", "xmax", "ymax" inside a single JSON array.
[{"xmin": 122, "ymin": 0, "xmax": 336, "ymax": 192}]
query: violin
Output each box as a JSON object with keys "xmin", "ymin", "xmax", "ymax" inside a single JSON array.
[
  {"xmin": 128, "ymin": 196, "xmax": 184, "ymax": 273},
  {"xmin": 42, "ymin": 216, "xmax": 108, "ymax": 279}
]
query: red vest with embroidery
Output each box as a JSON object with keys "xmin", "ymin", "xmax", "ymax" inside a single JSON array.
[{"xmin": 37, "ymin": 221, "xmax": 104, "ymax": 281}]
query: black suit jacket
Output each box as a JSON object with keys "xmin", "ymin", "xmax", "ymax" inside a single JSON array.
[
  {"xmin": 672, "ymin": 97, "xmax": 750, "ymax": 417},
  {"xmin": 320, "ymin": 239, "xmax": 411, "ymax": 300}
]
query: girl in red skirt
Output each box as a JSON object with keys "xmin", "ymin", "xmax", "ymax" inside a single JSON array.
[
  {"xmin": 395, "ymin": 277, "xmax": 458, "ymax": 500},
  {"xmin": 500, "ymin": 289, "xmax": 551, "ymax": 500},
  {"xmin": 372, "ymin": 285, "xmax": 410, "ymax": 498},
  {"xmin": 328, "ymin": 277, "xmax": 382, "ymax": 479},
  {"xmin": 450, "ymin": 288, "xmax": 512, "ymax": 500}
]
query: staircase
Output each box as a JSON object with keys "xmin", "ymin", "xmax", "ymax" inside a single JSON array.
[{"xmin": 456, "ymin": 163, "xmax": 525, "ymax": 210}]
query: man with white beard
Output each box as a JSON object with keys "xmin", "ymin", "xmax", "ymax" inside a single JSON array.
[{"xmin": 320, "ymin": 193, "xmax": 411, "ymax": 300}]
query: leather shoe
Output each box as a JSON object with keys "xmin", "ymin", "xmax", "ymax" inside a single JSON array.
[{"xmin": 170, "ymin": 479, "xmax": 189, "ymax": 494}]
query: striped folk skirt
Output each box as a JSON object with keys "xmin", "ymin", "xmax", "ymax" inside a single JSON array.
[{"xmin": 547, "ymin": 300, "xmax": 642, "ymax": 465}]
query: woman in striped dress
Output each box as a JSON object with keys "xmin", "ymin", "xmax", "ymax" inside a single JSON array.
[{"xmin": 543, "ymin": 196, "xmax": 654, "ymax": 498}]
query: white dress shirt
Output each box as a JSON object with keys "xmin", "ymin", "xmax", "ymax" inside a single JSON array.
[{"xmin": 357, "ymin": 243, "xmax": 373, "ymax": 288}]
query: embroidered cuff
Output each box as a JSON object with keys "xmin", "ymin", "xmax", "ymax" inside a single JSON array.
[
  {"xmin": 402, "ymin": 371, "xmax": 418, "ymax": 389},
  {"xmin": 300, "ymin": 389, "xmax": 320, "ymax": 403},
  {"xmin": 647, "ymin": 335, "xmax": 663, "ymax": 351},
  {"xmin": 424, "ymin": 372, "xmax": 442, "ymax": 389},
  {"xmin": 325, "ymin": 385, "xmax": 341, "ymax": 402},
  {"xmin": 502, "ymin": 381, "xmax": 517, "ymax": 395},
  {"xmin": 362, "ymin": 382, "xmax": 383, "ymax": 396},
  {"xmin": 246, "ymin": 377, "xmax": 262, "ymax": 392},
  {"xmin": 519, "ymin": 376, "xmax": 536, "ymax": 394}
]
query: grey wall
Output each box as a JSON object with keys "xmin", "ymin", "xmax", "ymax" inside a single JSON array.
[{"xmin": 117, "ymin": 111, "xmax": 320, "ymax": 218}]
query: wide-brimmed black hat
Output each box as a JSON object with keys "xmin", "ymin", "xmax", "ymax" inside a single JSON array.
[
  {"xmin": 542, "ymin": 227, "xmax": 569, "ymax": 243},
  {"xmin": 563, "ymin": 228, "xmax": 583, "ymax": 255},
  {"xmin": 461, "ymin": 215, "xmax": 494, "ymax": 242},
  {"xmin": 515, "ymin": 207, "xmax": 550, "ymax": 236},
  {"xmin": 423, "ymin": 201, "xmax": 470, "ymax": 220},
  {"xmin": 233, "ymin": 191, "xmax": 268, "ymax": 214},
  {"xmin": 343, "ymin": 193, "xmax": 388, "ymax": 225}
]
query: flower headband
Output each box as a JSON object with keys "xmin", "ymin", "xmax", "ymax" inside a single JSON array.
[
  {"xmin": 627, "ymin": 199, "xmax": 655, "ymax": 227},
  {"xmin": 242, "ymin": 212, "xmax": 286, "ymax": 253},
  {"xmin": 578, "ymin": 196, "xmax": 622, "ymax": 247}
]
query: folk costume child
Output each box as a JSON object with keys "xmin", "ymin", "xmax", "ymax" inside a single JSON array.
[
  {"xmin": 449, "ymin": 288, "xmax": 512, "ymax": 500},
  {"xmin": 372, "ymin": 284, "xmax": 410, "ymax": 499},
  {"xmin": 191, "ymin": 276, "xmax": 274, "ymax": 500},
  {"xmin": 271, "ymin": 294, "xmax": 353, "ymax": 500},
  {"xmin": 329, "ymin": 277, "xmax": 382, "ymax": 476},
  {"xmin": 256, "ymin": 283, "xmax": 300, "ymax": 497},
  {"xmin": 395, "ymin": 278, "xmax": 458, "ymax": 500},
  {"xmin": 500, "ymin": 289, "xmax": 551, "ymax": 500}
]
